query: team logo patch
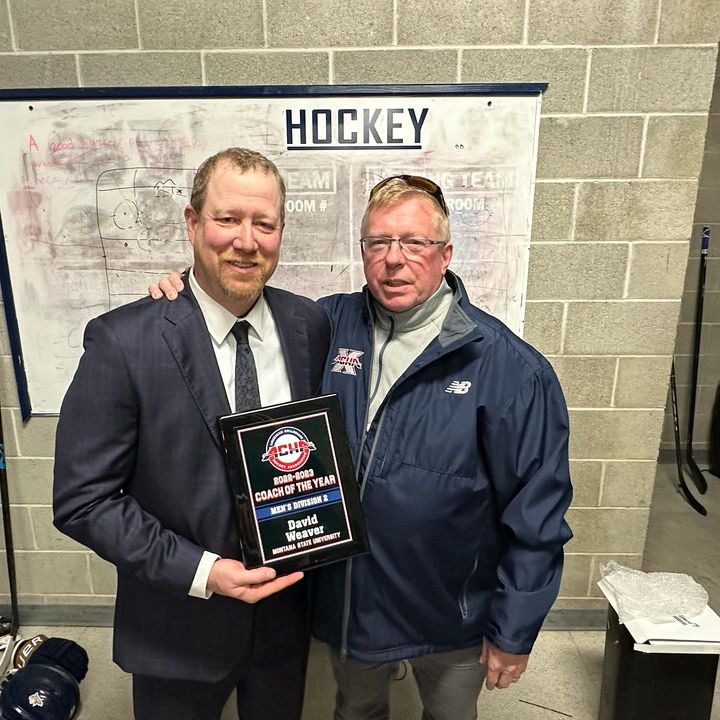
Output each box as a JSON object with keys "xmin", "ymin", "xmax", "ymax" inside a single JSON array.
[
  {"xmin": 261, "ymin": 426, "xmax": 317, "ymax": 472},
  {"xmin": 28, "ymin": 692, "xmax": 44, "ymax": 708},
  {"xmin": 331, "ymin": 347, "xmax": 364, "ymax": 375},
  {"xmin": 445, "ymin": 380, "xmax": 472, "ymax": 395}
]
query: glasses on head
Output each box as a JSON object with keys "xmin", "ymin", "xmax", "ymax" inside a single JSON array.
[
  {"xmin": 369, "ymin": 175, "xmax": 449, "ymax": 217},
  {"xmin": 359, "ymin": 236, "xmax": 447, "ymax": 256}
]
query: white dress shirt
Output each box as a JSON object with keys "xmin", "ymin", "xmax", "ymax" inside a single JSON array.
[{"xmin": 187, "ymin": 269, "xmax": 292, "ymax": 598}]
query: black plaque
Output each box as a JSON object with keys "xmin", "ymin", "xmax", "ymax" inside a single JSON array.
[{"xmin": 219, "ymin": 394, "xmax": 368, "ymax": 574}]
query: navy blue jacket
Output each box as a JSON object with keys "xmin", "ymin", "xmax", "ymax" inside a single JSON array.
[{"xmin": 312, "ymin": 272, "xmax": 572, "ymax": 662}]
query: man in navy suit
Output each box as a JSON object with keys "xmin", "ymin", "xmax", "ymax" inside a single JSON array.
[{"xmin": 53, "ymin": 148, "xmax": 330, "ymax": 720}]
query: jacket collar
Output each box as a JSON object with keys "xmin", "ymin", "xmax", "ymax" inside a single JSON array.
[
  {"xmin": 263, "ymin": 285, "xmax": 308, "ymax": 401},
  {"xmin": 161, "ymin": 284, "xmax": 229, "ymax": 449},
  {"xmin": 360, "ymin": 270, "xmax": 483, "ymax": 347}
]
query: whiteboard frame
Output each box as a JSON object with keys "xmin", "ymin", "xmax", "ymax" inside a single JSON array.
[{"xmin": 0, "ymin": 82, "xmax": 546, "ymax": 420}]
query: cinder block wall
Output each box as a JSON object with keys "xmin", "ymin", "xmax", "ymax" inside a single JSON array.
[
  {"xmin": 661, "ymin": 59, "xmax": 720, "ymax": 459},
  {"xmin": 0, "ymin": 0, "xmax": 718, "ymax": 616}
]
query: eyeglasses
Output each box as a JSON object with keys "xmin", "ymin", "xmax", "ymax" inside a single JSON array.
[
  {"xmin": 369, "ymin": 175, "xmax": 449, "ymax": 217},
  {"xmin": 359, "ymin": 236, "xmax": 447, "ymax": 256}
]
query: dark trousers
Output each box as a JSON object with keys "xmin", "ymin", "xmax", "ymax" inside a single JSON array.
[
  {"xmin": 132, "ymin": 598, "xmax": 310, "ymax": 720},
  {"xmin": 132, "ymin": 648, "xmax": 308, "ymax": 720}
]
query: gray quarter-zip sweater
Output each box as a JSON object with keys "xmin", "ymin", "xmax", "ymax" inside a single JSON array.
[{"xmin": 366, "ymin": 277, "xmax": 453, "ymax": 428}]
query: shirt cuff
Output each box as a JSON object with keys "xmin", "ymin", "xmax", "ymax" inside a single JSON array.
[{"xmin": 189, "ymin": 551, "xmax": 221, "ymax": 599}]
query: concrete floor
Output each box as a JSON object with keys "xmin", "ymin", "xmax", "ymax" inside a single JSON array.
[
  {"xmin": 18, "ymin": 627, "xmax": 608, "ymax": 719},
  {"xmin": 13, "ymin": 623, "xmax": 720, "ymax": 719},
  {"xmin": 15, "ymin": 464, "xmax": 720, "ymax": 718}
]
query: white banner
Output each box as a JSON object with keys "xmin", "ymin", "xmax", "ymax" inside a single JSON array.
[{"xmin": 0, "ymin": 85, "xmax": 542, "ymax": 414}]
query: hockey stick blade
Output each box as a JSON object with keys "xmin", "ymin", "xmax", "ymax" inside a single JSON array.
[
  {"xmin": 685, "ymin": 451, "xmax": 708, "ymax": 496},
  {"xmin": 671, "ymin": 361, "xmax": 707, "ymax": 515}
]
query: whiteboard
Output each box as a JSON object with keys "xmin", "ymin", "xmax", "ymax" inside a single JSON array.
[{"xmin": 0, "ymin": 84, "xmax": 544, "ymax": 417}]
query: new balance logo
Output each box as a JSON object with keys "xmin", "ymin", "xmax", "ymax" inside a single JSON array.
[
  {"xmin": 331, "ymin": 348, "xmax": 364, "ymax": 375},
  {"xmin": 445, "ymin": 380, "xmax": 472, "ymax": 395}
]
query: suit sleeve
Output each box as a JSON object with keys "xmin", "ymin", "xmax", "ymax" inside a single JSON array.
[
  {"xmin": 53, "ymin": 315, "xmax": 204, "ymax": 598},
  {"xmin": 480, "ymin": 365, "xmax": 573, "ymax": 654}
]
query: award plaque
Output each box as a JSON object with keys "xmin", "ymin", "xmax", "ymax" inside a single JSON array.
[{"xmin": 219, "ymin": 394, "xmax": 368, "ymax": 574}]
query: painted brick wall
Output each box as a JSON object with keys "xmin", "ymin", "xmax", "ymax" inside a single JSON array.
[{"xmin": 0, "ymin": 0, "xmax": 718, "ymax": 612}]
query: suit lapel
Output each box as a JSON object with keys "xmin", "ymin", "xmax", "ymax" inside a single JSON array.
[
  {"xmin": 162, "ymin": 287, "xmax": 230, "ymax": 449},
  {"xmin": 265, "ymin": 287, "xmax": 310, "ymax": 401}
]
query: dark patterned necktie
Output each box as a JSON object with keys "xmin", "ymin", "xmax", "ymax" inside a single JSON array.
[{"xmin": 230, "ymin": 321, "xmax": 261, "ymax": 413}]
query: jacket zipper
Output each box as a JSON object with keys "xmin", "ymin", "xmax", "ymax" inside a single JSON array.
[
  {"xmin": 340, "ymin": 318, "xmax": 394, "ymax": 661},
  {"xmin": 459, "ymin": 553, "xmax": 479, "ymax": 619},
  {"xmin": 366, "ymin": 316, "xmax": 394, "ymax": 430}
]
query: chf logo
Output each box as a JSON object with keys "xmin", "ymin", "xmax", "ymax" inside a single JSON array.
[
  {"xmin": 445, "ymin": 380, "xmax": 472, "ymax": 395},
  {"xmin": 28, "ymin": 693, "xmax": 44, "ymax": 708},
  {"xmin": 331, "ymin": 348, "xmax": 364, "ymax": 375},
  {"xmin": 262, "ymin": 426, "xmax": 317, "ymax": 472}
]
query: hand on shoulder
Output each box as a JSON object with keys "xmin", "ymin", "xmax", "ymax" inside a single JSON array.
[{"xmin": 148, "ymin": 271, "xmax": 185, "ymax": 300}]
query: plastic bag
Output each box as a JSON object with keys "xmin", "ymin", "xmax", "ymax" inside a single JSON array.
[{"xmin": 600, "ymin": 561, "xmax": 708, "ymax": 623}]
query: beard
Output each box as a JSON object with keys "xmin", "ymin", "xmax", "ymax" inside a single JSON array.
[{"xmin": 217, "ymin": 255, "xmax": 275, "ymax": 308}]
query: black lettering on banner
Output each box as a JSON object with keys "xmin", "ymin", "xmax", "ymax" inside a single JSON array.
[
  {"xmin": 286, "ymin": 109, "xmax": 307, "ymax": 145},
  {"xmin": 338, "ymin": 108, "xmax": 358, "ymax": 144},
  {"xmin": 312, "ymin": 109, "xmax": 332, "ymax": 144},
  {"xmin": 285, "ymin": 107, "xmax": 430, "ymax": 149}
]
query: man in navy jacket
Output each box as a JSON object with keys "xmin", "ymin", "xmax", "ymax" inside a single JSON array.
[
  {"xmin": 152, "ymin": 175, "xmax": 572, "ymax": 720},
  {"xmin": 311, "ymin": 176, "xmax": 572, "ymax": 720}
]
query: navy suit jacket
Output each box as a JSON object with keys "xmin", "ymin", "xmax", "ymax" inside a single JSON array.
[{"xmin": 53, "ymin": 284, "xmax": 330, "ymax": 682}]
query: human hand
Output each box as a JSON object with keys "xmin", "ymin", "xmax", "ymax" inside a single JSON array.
[
  {"xmin": 207, "ymin": 558, "xmax": 304, "ymax": 604},
  {"xmin": 148, "ymin": 271, "xmax": 185, "ymax": 300},
  {"xmin": 480, "ymin": 639, "xmax": 529, "ymax": 690}
]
